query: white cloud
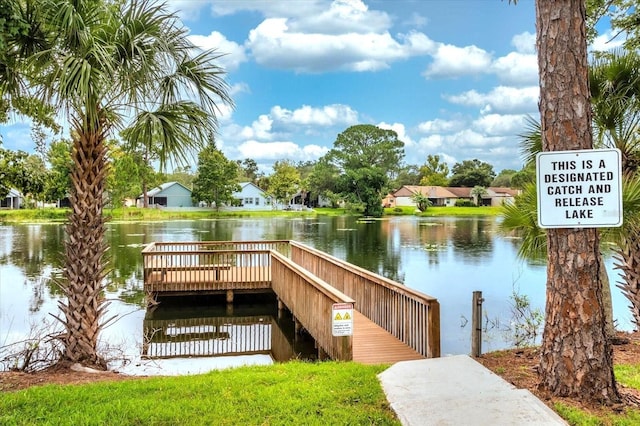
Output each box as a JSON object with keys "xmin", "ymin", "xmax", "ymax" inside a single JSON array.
[
  {"xmin": 271, "ymin": 104, "xmax": 358, "ymax": 126},
  {"xmin": 448, "ymin": 129, "xmax": 498, "ymax": 148},
  {"xmin": 445, "ymin": 86, "xmax": 539, "ymax": 115},
  {"xmin": 188, "ymin": 31, "xmax": 247, "ymax": 72},
  {"xmin": 512, "ymin": 32, "xmax": 535, "ymax": 54},
  {"xmin": 167, "ymin": 0, "xmax": 207, "ymax": 21},
  {"xmin": 213, "ymin": 103, "xmax": 235, "ymax": 124},
  {"xmin": 402, "ymin": 12, "xmax": 428, "ymax": 29},
  {"xmin": 237, "ymin": 140, "xmax": 328, "ymax": 161},
  {"xmin": 417, "ymin": 134, "xmax": 444, "ymax": 150},
  {"xmin": 423, "ymin": 44, "xmax": 492, "ymax": 79},
  {"xmin": 491, "ymin": 52, "xmax": 538, "ymax": 86},
  {"xmin": 472, "ymin": 114, "xmax": 528, "ymax": 136},
  {"xmin": 247, "ymin": 18, "xmax": 429, "ymax": 72},
  {"xmin": 290, "ymin": 0, "xmax": 391, "ymax": 35},
  {"xmin": 417, "ymin": 118, "xmax": 464, "ymax": 134},
  {"xmin": 239, "ymin": 115, "xmax": 274, "ymax": 140},
  {"xmin": 208, "ymin": 0, "xmax": 324, "ymax": 18},
  {"xmin": 377, "ymin": 122, "xmax": 415, "ymax": 147},
  {"xmin": 590, "ymin": 29, "xmax": 626, "ymax": 52},
  {"xmin": 229, "ymin": 82, "xmax": 250, "ymax": 97}
]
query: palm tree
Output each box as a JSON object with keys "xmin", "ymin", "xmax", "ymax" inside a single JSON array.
[
  {"xmin": 470, "ymin": 186, "xmax": 488, "ymax": 206},
  {"xmin": 1, "ymin": 0, "xmax": 232, "ymax": 367},
  {"xmin": 590, "ymin": 49, "xmax": 640, "ymax": 330}
]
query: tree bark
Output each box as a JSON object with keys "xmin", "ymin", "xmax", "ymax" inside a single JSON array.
[
  {"xmin": 58, "ymin": 115, "xmax": 109, "ymax": 369},
  {"xmin": 536, "ymin": 0, "xmax": 618, "ymax": 401}
]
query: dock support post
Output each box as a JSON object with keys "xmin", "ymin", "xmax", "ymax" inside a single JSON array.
[
  {"xmin": 226, "ymin": 290, "xmax": 234, "ymax": 304},
  {"xmin": 471, "ymin": 291, "xmax": 484, "ymax": 357},
  {"xmin": 277, "ymin": 298, "xmax": 284, "ymax": 319},
  {"xmin": 318, "ymin": 345, "xmax": 328, "ymax": 361}
]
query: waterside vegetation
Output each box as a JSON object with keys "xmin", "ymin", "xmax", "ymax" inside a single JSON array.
[{"xmin": 0, "ymin": 205, "xmax": 502, "ymax": 223}]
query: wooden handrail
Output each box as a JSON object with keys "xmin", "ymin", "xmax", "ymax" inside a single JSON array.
[
  {"xmin": 289, "ymin": 240, "xmax": 440, "ymax": 358},
  {"xmin": 271, "ymin": 250, "xmax": 354, "ymax": 361}
]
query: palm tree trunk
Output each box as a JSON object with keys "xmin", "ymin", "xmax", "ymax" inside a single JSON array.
[{"xmin": 58, "ymin": 116, "xmax": 109, "ymax": 368}]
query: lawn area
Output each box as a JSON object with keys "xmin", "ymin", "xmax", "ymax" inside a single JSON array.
[
  {"xmin": 384, "ymin": 205, "xmax": 501, "ymax": 217},
  {"xmin": 0, "ymin": 207, "xmax": 350, "ymax": 223},
  {"xmin": 0, "ymin": 205, "xmax": 501, "ymax": 223},
  {"xmin": 0, "ymin": 362, "xmax": 397, "ymax": 425}
]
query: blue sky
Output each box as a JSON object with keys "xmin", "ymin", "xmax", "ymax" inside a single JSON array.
[{"xmin": 0, "ymin": 0, "xmax": 621, "ymax": 174}]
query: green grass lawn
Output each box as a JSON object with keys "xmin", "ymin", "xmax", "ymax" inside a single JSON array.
[
  {"xmin": 552, "ymin": 364, "xmax": 640, "ymax": 425},
  {"xmin": 4, "ymin": 361, "xmax": 640, "ymax": 425},
  {"xmin": 0, "ymin": 362, "xmax": 399, "ymax": 426},
  {"xmin": 0, "ymin": 205, "xmax": 501, "ymax": 224},
  {"xmin": 0, "ymin": 207, "xmax": 345, "ymax": 223},
  {"xmin": 384, "ymin": 205, "xmax": 501, "ymax": 217}
]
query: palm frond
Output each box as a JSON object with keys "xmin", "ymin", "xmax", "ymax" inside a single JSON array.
[
  {"xmin": 499, "ymin": 184, "xmax": 547, "ymax": 260},
  {"xmin": 123, "ymin": 101, "xmax": 211, "ymax": 170},
  {"xmin": 518, "ymin": 115, "xmax": 542, "ymax": 167}
]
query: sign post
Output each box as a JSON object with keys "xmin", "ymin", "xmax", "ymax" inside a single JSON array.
[
  {"xmin": 536, "ymin": 148, "xmax": 623, "ymax": 229},
  {"xmin": 332, "ymin": 303, "xmax": 354, "ymax": 337}
]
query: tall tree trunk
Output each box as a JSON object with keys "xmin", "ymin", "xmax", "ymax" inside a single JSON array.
[
  {"xmin": 536, "ymin": 0, "xmax": 618, "ymax": 401},
  {"xmin": 58, "ymin": 116, "xmax": 109, "ymax": 369}
]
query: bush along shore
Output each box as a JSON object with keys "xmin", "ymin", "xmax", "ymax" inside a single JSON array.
[{"xmin": 0, "ymin": 205, "xmax": 502, "ymax": 223}]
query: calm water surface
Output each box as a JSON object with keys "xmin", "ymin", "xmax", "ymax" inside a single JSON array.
[{"xmin": 0, "ymin": 216, "xmax": 632, "ymax": 374}]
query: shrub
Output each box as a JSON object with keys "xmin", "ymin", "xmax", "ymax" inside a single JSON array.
[{"xmin": 454, "ymin": 199, "xmax": 476, "ymax": 207}]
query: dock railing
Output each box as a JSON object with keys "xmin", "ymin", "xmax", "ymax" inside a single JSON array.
[
  {"xmin": 141, "ymin": 240, "xmax": 440, "ymax": 359},
  {"xmin": 142, "ymin": 241, "xmax": 289, "ymax": 293},
  {"xmin": 289, "ymin": 241, "xmax": 440, "ymax": 358},
  {"xmin": 271, "ymin": 250, "xmax": 354, "ymax": 361}
]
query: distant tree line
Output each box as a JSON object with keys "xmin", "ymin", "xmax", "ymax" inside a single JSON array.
[{"xmin": 0, "ymin": 122, "xmax": 532, "ymax": 215}]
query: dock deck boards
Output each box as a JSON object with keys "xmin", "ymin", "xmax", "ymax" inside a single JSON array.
[{"xmin": 353, "ymin": 311, "xmax": 424, "ymax": 364}]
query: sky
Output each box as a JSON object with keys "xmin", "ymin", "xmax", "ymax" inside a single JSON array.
[{"xmin": 0, "ymin": 0, "xmax": 622, "ymax": 175}]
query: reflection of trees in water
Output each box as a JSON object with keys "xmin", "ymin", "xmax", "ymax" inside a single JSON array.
[
  {"xmin": 3, "ymin": 225, "xmax": 66, "ymax": 311},
  {"xmin": 7, "ymin": 224, "xmax": 65, "ymax": 280},
  {"xmin": 343, "ymin": 219, "xmax": 404, "ymax": 283},
  {"xmin": 450, "ymin": 218, "xmax": 495, "ymax": 259}
]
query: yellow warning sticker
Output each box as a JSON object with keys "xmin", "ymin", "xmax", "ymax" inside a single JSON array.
[
  {"xmin": 335, "ymin": 313, "xmax": 342, "ymax": 320},
  {"xmin": 343, "ymin": 312, "xmax": 351, "ymax": 320}
]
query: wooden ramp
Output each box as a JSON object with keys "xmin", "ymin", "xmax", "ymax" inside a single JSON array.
[{"xmin": 352, "ymin": 311, "xmax": 424, "ymax": 364}]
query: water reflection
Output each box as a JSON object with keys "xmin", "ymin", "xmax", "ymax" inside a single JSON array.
[
  {"xmin": 0, "ymin": 216, "xmax": 633, "ymax": 368},
  {"xmin": 142, "ymin": 294, "xmax": 315, "ymax": 361}
]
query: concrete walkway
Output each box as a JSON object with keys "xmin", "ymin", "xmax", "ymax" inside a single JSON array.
[{"xmin": 378, "ymin": 355, "xmax": 567, "ymax": 425}]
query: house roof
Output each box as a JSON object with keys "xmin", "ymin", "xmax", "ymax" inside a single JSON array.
[
  {"xmin": 6, "ymin": 188, "xmax": 22, "ymax": 198},
  {"xmin": 446, "ymin": 187, "xmax": 472, "ymax": 197},
  {"xmin": 393, "ymin": 185, "xmax": 458, "ymax": 198},
  {"xmin": 392, "ymin": 185, "xmax": 519, "ymax": 199},
  {"xmin": 140, "ymin": 181, "xmax": 191, "ymax": 198},
  {"xmin": 486, "ymin": 187, "xmax": 519, "ymax": 197}
]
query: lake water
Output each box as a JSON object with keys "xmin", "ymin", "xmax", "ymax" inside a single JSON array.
[{"xmin": 0, "ymin": 216, "xmax": 633, "ymax": 374}]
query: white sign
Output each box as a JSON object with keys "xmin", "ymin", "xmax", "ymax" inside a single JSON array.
[
  {"xmin": 332, "ymin": 303, "xmax": 354, "ymax": 336},
  {"xmin": 536, "ymin": 148, "xmax": 623, "ymax": 228}
]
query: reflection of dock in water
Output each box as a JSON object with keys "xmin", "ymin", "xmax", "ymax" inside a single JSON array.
[{"xmin": 142, "ymin": 303, "xmax": 312, "ymax": 361}]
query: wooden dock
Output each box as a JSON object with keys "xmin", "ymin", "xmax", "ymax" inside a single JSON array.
[
  {"xmin": 353, "ymin": 311, "xmax": 423, "ymax": 364},
  {"xmin": 142, "ymin": 240, "xmax": 440, "ymax": 363}
]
